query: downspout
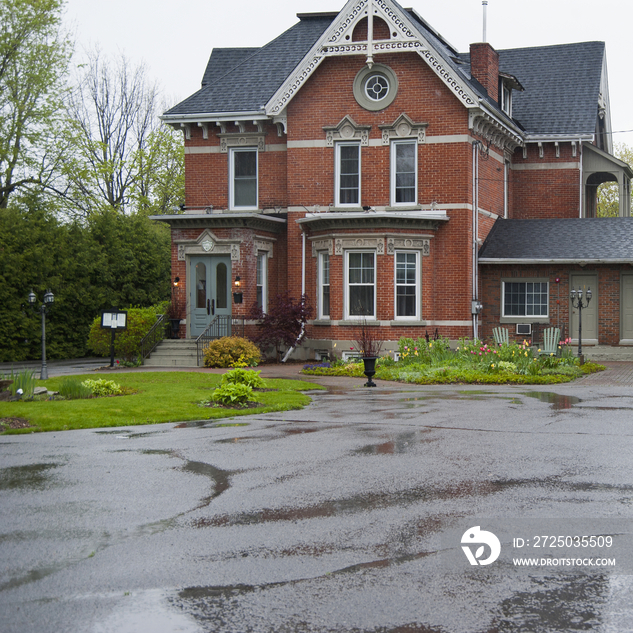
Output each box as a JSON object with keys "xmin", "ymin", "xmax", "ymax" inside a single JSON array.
[
  {"xmin": 281, "ymin": 229, "xmax": 307, "ymax": 362},
  {"xmin": 472, "ymin": 141, "xmax": 479, "ymax": 340},
  {"xmin": 579, "ymin": 139, "xmax": 584, "ymax": 218}
]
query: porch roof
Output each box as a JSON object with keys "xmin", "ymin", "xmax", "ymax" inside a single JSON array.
[{"xmin": 478, "ymin": 217, "xmax": 633, "ymax": 264}]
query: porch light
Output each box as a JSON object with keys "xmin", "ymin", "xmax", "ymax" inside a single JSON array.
[
  {"xmin": 173, "ymin": 276, "xmax": 180, "ymax": 287},
  {"xmin": 234, "ymin": 275, "xmax": 241, "ymax": 288}
]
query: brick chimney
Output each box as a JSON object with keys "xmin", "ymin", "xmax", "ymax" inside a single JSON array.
[{"xmin": 470, "ymin": 42, "xmax": 499, "ymax": 102}]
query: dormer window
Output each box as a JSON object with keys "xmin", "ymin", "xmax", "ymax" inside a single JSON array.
[
  {"xmin": 498, "ymin": 72, "xmax": 524, "ymax": 117},
  {"xmin": 501, "ymin": 82, "xmax": 512, "ymax": 116}
]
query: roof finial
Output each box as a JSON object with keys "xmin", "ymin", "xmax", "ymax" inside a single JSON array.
[
  {"xmin": 366, "ymin": 0, "xmax": 374, "ymax": 69},
  {"xmin": 482, "ymin": 0, "xmax": 488, "ymax": 42}
]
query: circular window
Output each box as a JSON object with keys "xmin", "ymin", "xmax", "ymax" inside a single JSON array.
[
  {"xmin": 365, "ymin": 74, "xmax": 389, "ymax": 101},
  {"xmin": 353, "ymin": 64, "xmax": 398, "ymax": 111}
]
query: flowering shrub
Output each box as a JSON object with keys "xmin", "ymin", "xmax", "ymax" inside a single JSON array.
[{"xmin": 203, "ymin": 337, "xmax": 261, "ymax": 368}]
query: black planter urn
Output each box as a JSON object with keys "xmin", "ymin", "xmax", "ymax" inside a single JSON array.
[
  {"xmin": 169, "ymin": 318, "xmax": 181, "ymax": 339},
  {"xmin": 362, "ymin": 356, "xmax": 378, "ymax": 387}
]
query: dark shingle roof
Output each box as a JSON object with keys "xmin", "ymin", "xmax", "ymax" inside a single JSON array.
[
  {"xmin": 165, "ymin": 3, "xmax": 604, "ymax": 138},
  {"xmin": 497, "ymin": 42, "xmax": 605, "ymax": 136},
  {"xmin": 479, "ymin": 218, "xmax": 633, "ymax": 261},
  {"xmin": 165, "ymin": 16, "xmax": 333, "ymax": 116},
  {"xmin": 201, "ymin": 48, "xmax": 259, "ymax": 88}
]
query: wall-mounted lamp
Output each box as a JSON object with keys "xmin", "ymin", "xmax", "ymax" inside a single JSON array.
[
  {"xmin": 173, "ymin": 276, "xmax": 180, "ymax": 288},
  {"xmin": 233, "ymin": 275, "xmax": 243, "ymax": 304}
]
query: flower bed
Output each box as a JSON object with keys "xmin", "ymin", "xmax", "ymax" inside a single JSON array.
[{"xmin": 302, "ymin": 337, "xmax": 605, "ymax": 384}]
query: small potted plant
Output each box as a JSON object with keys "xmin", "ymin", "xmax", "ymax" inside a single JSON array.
[
  {"xmin": 353, "ymin": 319, "xmax": 383, "ymax": 387},
  {"xmin": 166, "ymin": 301, "xmax": 183, "ymax": 338}
]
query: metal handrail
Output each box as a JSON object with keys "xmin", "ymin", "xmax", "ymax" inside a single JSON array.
[
  {"xmin": 139, "ymin": 314, "xmax": 169, "ymax": 361},
  {"xmin": 196, "ymin": 315, "xmax": 232, "ymax": 365}
]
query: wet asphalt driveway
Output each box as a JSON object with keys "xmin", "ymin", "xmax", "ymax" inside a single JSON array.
[{"xmin": 2, "ymin": 378, "xmax": 633, "ymax": 633}]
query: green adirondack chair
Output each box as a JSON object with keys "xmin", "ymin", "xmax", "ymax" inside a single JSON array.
[
  {"xmin": 539, "ymin": 327, "xmax": 561, "ymax": 355},
  {"xmin": 493, "ymin": 327, "xmax": 509, "ymax": 346}
]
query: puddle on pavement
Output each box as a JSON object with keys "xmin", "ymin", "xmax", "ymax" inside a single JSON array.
[
  {"xmin": 353, "ymin": 430, "xmax": 436, "ymax": 455},
  {"xmin": 192, "ymin": 480, "xmax": 498, "ymax": 528},
  {"xmin": 525, "ymin": 392, "xmax": 581, "ymax": 410},
  {"xmin": 494, "ymin": 572, "xmax": 609, "ymax": 631},
  {"xmin": 173, "ymin": 421, "xmax": 250, "ymax": 429},
  {"xmin": 0, "ymin": 462, "xmax": 60, "ymax": 490}
]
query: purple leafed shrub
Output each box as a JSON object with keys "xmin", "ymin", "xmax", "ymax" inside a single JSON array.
[{"xmin": 249, "ymin": 293, "xmax": 313, "ymax": 361}]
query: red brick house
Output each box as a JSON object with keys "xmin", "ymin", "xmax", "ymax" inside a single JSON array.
[{"xmin": 156, "ymin": 0, "xmax": 633, "ymax": 359}]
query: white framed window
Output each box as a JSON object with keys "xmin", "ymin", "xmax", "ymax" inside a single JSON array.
[
  {"xmin": 318, "ymin": 251, "xmax": 330, "ymax": 319},
  {"xmin": 391, "ymin": 140, "xmax": 417, "ymax": 206},
  {"xmin": 335, "ymin": 142, "xmax": 360, "ymax": 207},
  {"xmin": 256, "ymin": 251, "xmax": 267, "ymax": 311},
  {"xmin": 394, "ymin": 251, "xmax": 419, "ymax": 319},
  {"xmin": 229, "ymin": 147, "xmax": 258, "ymax": 210},
  {"xmin": 502, "ymin": 281, "xmax": 548, "ymax": 317},
  {"xmin": 345, "ymin": 251, "xmax": 375, "ymax": 319},
  {"xmin": 501, "ymin": 82, "xmax": 512, "ymax": 116}
]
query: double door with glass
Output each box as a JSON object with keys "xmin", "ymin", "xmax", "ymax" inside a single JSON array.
[{"xmin": 190, "ymin": 256, "xmax": 231, "ymax": 337}]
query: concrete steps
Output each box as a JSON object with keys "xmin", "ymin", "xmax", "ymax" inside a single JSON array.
[
  {"xmin": 144, "ymin": 339, "xmax": 200, "ymax": 367},
  {"xmin": 583, "ymin": 346, "xmax": 633, "ymax": 362}
]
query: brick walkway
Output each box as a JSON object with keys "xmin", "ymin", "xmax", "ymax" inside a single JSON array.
[{"xmin": 575, "ymin": 361, "xmax": 633, "ymax": 386}]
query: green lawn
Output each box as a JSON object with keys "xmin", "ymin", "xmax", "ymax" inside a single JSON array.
[{"xmin": 0, "ymin": 372, "xmax": 323, "ymax": 434}]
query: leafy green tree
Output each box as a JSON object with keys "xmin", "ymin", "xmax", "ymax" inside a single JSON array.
[
  {"xmin": 597, "ymin": 143, "xmax": 633, "ymax": 217},
  {"xmin": 0, "ymin": 199, "xmax": 170, "ymax": 362},
  {"xmin": 0, "ymin": 0, "xmax": 71, "ymax": 208}
]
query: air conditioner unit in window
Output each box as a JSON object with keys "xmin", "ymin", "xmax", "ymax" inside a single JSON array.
[{"xmin": 516, "ymin": 323, "xmax": 532, "ymax": 335}]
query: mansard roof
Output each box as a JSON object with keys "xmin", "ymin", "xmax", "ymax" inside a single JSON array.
[
  {"xmin": 499, "ymin": 42, "xmax": 606, "ymax": 138},
  {"xmin": 479, "ymin": 217, "xmax": 633, "ymax": 263},
  {"xmin": 165, "ymin": 15, "xmax": 332, "ymax": 117}
]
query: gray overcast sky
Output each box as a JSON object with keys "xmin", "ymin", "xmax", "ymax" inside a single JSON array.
[{"xmin": 64, "ymin": 0, "xmax": 633, "ymax": 146}]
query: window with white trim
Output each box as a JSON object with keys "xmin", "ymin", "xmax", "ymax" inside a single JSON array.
[
  {"xmin": 395, "ymin": 251, "xmax": 419, "ymax": 318},
  {"xmin": 501, "ymin": 82, "xmax": 512, "ymax": 116},
  {"xmin": 391, "ymin": 140, "xmax": 417, "ymax": 205},
  {"xmin": 336, "ymin": 142, "xmax": 360, "ymax": 207},
  {"xmin": 502, "ymin": 281, "xmax": 548, "ymax": 317},
  {"xmin": 345, "ymin": 251, "xmax": 375, "ymax": 319},
  {"xmin": 229, "ymin": 147, "xmax": 257, "ymax": 210},
  {"xmin": 318, "ymin": 252, "xmax": 330, "ymax": 319},
  {"xmin": 256, "ymin": 252, "xmax": 267, "ymax": 311}
]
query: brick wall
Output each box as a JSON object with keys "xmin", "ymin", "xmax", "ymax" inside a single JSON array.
[{"xmin": 480, "ymin": 264, "xmax": 627, "ymax": 346}]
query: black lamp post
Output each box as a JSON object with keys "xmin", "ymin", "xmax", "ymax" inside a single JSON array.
[
  {"xmin": 28, "ymin": 289, "xmax": 54, "ymax": 380},
  {"xmin": 570, "ymin": 286, "xmax": 592, "ymax": 360}
]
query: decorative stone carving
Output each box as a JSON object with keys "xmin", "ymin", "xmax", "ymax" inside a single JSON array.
[
  {"xmin": 387, "ymin": 236, "xmax": 430, "ymax": 256},
  {"xmin": 218, "ymin": 132, "xmax": 266, "ymax": 153},
  {"xmin": 335, "ymin": 237, "xmax": 385, "ymax": 255},
  {"xmin": 379, "ymin": 113, "xmax": 427, "ymax": 145},
  {"xmin": 254, "ymin": 239, "xmax": 274, "ymax": 258},
  {"xmin": 175, "ymin": 230, "xmax": 241, "ymax": 261},
  {"xmin": 469, "ymin": 110, "xmax": 523, "ymax": 152},
  {"xmin": 324, "ymin": 116, "xmax": 371, "ymax": 147},
  {"xmin": 311, "ymin": 239, "xmax": 333, "ymax": 257}
]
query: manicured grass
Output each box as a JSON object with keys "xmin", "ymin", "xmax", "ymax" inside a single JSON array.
[{"xmin": 0, "ymin": 372, "xmax": 323, "ymax": 434}]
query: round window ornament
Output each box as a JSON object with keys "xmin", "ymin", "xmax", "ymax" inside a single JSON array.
[
  {"xmin": 353, "ymin": 64, "xmax": 398, "ymax": 111},
  {"xmin": 365, "ymin": 74, "xmax": 389, "ymax": 101}
]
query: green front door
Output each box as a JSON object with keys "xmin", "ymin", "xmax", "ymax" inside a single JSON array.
[{"xmin": 190, "ymin": 256, "xmax": 231, "ymax": 337}]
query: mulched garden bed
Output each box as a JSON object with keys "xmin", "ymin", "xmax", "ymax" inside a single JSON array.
[
  {"xmin": 203, "ymin": 401, "xmax": 265, "ymax": 410},
  {"xmin": 0, "ymin": 417, "xmax": 33, "ymax": 429}
]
